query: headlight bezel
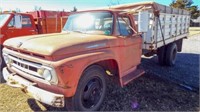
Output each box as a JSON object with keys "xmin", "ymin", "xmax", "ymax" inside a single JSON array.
[
  {"xmin": 2, "ymin": 53, "xmax": 10, "ymax": 64},
  {"xmin": 37, "ymin": 65, "xmax": 58, "ymax": 85}
]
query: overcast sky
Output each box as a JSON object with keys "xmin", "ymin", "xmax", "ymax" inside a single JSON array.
[{"xmin": 0, "ymin": 0, "xmax": 199, "ymax": 12}]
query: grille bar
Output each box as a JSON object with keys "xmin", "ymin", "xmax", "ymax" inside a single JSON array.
[
  {"xmin": 12, "ymin": 63, "xmax": 44, "ymax": 79},
  {"xmin": 8, "ymin": 54, "xmax": 44, "ymax": 79},
  {"xmin": 8, "ymin": 55, "xmax": 42, "ymax": 69}
]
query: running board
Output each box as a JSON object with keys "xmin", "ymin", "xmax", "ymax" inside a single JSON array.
[{"xmin": 122, "ymin": 68, "xmax": 145, "ymax": 86}]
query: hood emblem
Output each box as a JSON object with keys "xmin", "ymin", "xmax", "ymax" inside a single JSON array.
[{"xmin": 17, "ymin": 42, "xmax": 23, "ymax": 48}]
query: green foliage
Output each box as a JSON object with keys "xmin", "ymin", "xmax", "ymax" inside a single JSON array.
[
  {"xmin": 170, "ymin": 0, "xmax": 200, "ymax": 19},
  {"xmin": 188, "ymin": 5, "xmax": 200, "ymax": 19},
  {"xmin": 170, "ymin": 0, "xmax": 186, "ymax": 9}
]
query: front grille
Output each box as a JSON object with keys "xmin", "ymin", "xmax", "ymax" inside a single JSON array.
[{"xmin": 8, "ymin": 54, "xmax": 44, "ymax": 79}]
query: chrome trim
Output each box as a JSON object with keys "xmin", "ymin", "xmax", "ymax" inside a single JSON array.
[
  {"xmin": 3, "ymin": 51, "xmax": 58, "ymax": 85},
  {"xmin": 12, "ymin": 63, "xmax": 43, "ymax": 78},
  {"xmin": 8, "ymin": 55, "xmax": 42, "ymax": 69},
  {"xmin": 4, "ymin": 53, "xmax": 45, "ymax": 80}
]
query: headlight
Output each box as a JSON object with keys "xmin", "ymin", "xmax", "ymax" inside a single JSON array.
[
  {"xmin": 37, "ymin": 66, "xmax": 58, "ymax": 84},
  {"xmin": 3, "ymin": 53, "xmax": 13, "ymax": 66},
  {"xmin": 43, "ymin": 69, "xmax": 52, "ymax": 81}
]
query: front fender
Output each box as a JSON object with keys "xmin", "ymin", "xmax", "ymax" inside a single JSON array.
[{"xmin": 51, "ymin": 50, "xmax": 118, "ymax": 97}]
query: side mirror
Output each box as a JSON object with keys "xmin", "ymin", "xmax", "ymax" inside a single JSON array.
[
  {"xmin": 14, "ymin": 15, "xmax": 22, "ymax": 29},
  {"xmin": 138, "ymin": 10, "xmax": 149, "ymax": 33}
]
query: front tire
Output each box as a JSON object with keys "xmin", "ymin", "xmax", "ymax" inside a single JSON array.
[
  {"xmin": 65, "ymin": 65, "xmax": 107, "ymax": 111},
  {"xmin": 0, "ymin": 46, "xmax": 6, "ymax": 83}
]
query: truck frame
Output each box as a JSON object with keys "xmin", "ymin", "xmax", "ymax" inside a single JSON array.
[{"xmin": 1, "ymin": 2, "xmax": 190, "ymax": 111}]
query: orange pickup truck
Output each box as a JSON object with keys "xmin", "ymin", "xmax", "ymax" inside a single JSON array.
[
  {"xmin": 1, "ymin": 2, "xmax": 190, "ymax": 111},
  {"xmin": 0, "ymin": 11, "xmax": 69, "ymax": 70}
]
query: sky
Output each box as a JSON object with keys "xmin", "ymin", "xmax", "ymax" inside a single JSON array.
[{"xmin": 0, "ymin": 0, "xmax": 199, "ymax": 12}]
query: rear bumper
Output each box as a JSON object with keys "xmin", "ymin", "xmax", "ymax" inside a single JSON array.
[{"xmin": 2, "ymin": 67, "xmax": 65, "ymax": 107}]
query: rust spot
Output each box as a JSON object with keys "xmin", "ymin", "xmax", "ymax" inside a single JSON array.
[
  {"xmin": 63, "ymin": 81, "xmax": 72, "ymax": 89},
  {"xmin": 52, "ymin": 97, "xmax": 64, "ymax": 107},
  {"xmin": 60, "ymin": 63, "xmax": 73, "ymax": 68},
  {"xmin": 21, "ymin": 86, "xmax": 28, "ymax": 93}
]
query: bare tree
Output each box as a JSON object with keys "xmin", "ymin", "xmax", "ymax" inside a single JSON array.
[
  {"xmin": 108, "ymin": 0, "xmax": 121, "ymax": 7},
  {"xmin": 71, "ymin": 6, "xmax": 77, "ymax": 12},
  {"xmin": 34, "ymin": 6, "xmax": 42, "ymax": 11},
  {"xmin": 15, "ymin": 8, "xmax": 21, "ymax": 12}
]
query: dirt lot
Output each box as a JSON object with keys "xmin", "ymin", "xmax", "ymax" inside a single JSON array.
[
  {"xmin": 189, "ymin": 27, "xmax": 200, "ymax": 36},
  {"xmin": 0, "ymin": 34, "xmax": 199, "ymax": 111}
]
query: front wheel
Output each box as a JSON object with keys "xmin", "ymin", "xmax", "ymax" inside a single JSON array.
[
  {"xmin": 0, "ymin": 46, "xmax": 6, "ymax": 83},
  {"xmin": 65, "ymin": 65, "xmax": 107, "ymax": 111}
]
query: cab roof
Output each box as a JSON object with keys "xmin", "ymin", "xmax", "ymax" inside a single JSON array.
[{"xmin": 77, "ymin": 1, "xmax": 190, "ymax": 15}]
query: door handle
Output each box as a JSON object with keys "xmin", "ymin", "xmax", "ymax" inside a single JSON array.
[{"xmin": 29, "ymin": 30, "xmax": 35, "ymax": 32}]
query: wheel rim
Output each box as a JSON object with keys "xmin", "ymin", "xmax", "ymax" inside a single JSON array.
[{"xmin": 81, "ymin": 77, "xmax": 103, "ymax": 109}]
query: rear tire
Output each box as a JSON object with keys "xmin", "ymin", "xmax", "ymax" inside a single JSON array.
[
  {"xmin": 65, "ymin": 65, "xmax": 107, "ymax": 111},
  {"xmin": 165, "ymin": 43, "xmax": 177, "ymax": 66},
  {"xmin": 157, "ymin": 46, "xmax": 166, "ymax": 66}
]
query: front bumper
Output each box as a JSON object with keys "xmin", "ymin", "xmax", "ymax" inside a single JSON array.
[{"xmin": 2, "ymin": 67, "xmax": 65, "ymax": 107}]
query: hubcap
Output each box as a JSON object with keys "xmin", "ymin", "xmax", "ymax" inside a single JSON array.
[{"xmin": 81, "ymin": 77, "xmax": 103, "ymax": 109}]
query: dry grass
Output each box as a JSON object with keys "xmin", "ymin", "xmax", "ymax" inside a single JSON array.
[
  {"xmin": 189, "ymin": 27, "xmax": 200, "ymax": 36},
  {"xmin": 0, "ymin": 74, "xmax": 199, "ymax": 111},
  {"xmin": 0, "ymin": 28, "xmax": 199, "ymax": 111},
  {"xmin": 0, "ymin": 83, "xmax": 47, "ymax": 111}
]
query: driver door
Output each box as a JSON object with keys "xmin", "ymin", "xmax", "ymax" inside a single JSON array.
[
  {"xmin": 116, "ymin": 15, "xmax": 142, "ymax": 77},
  {"xmin": 6, "ymin": 15, "xmax": 36, "ymax": 39}
]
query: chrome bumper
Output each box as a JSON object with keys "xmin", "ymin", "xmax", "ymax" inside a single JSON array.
[{"xmin": 2, "ymin": 67, "xmax": 64, "ymax": 107}]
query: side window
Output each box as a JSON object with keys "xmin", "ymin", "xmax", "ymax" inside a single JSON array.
[
  {"xmin": 116, "ymin": 16, "xmax": 133, "ymax": 36},
  {"xmin": 21, "ymin": 15, "xmax": 32, "ymax": 28},
  {"xmin": 8, "ymin": 17, "xmax": 15, "ymax": 27}
]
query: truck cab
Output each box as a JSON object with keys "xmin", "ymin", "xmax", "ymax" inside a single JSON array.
[
  {"xmin": 0, "ymin": 13, "xmax": 37, "ymax": 69},
  {"xmin": 2, "ymin": 9, "xmax": 144, "ymax": 111},
  {"xmin": 0, "ymin": 13, "xmax": 37, "ymax": 45},
  {"xmin": 1, "ymin": 2, "xmax": 190, "ymax": 111}
]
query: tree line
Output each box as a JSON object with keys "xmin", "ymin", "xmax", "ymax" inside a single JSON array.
[
  {"xmin": 1, "ymin": 0, "xmax": 199, "ymax": 19},
  {"xmin": 170, "ymin": 0, "xmax": 200, "ymax": 19}
]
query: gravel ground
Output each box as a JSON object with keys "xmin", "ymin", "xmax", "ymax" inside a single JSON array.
[
  {"xmin": 0, "ymin": 35, "xmax": 199, "ymax": 111},
  {"xmin": 141, "ymin": 35, "xmax": 200, "ymax": 90}
]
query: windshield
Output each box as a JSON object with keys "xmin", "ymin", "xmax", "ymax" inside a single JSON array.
[
  {"xmin": 63, "ymin": 12, "xmax": 113, "ymax": 35},
  {"xmin": 0, "ymin": 14, "xmax": 11, "ymax": 27}
]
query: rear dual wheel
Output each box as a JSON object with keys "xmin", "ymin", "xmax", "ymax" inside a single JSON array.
[
  {"xmin": 65, "ymin": 65, "xmax": 106, "ymax": 111},
  {"xmin": 157, "ymin": 43, "xmax": 177, "ymax": 66},
  {"xmin": 165, "ymin": 43, "xmax": 177, "ymax": 66}
]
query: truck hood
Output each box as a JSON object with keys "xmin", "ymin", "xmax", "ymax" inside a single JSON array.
[{"xmin": 3, "ymin": 32, "xmax": 110, "ymax": 56}]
